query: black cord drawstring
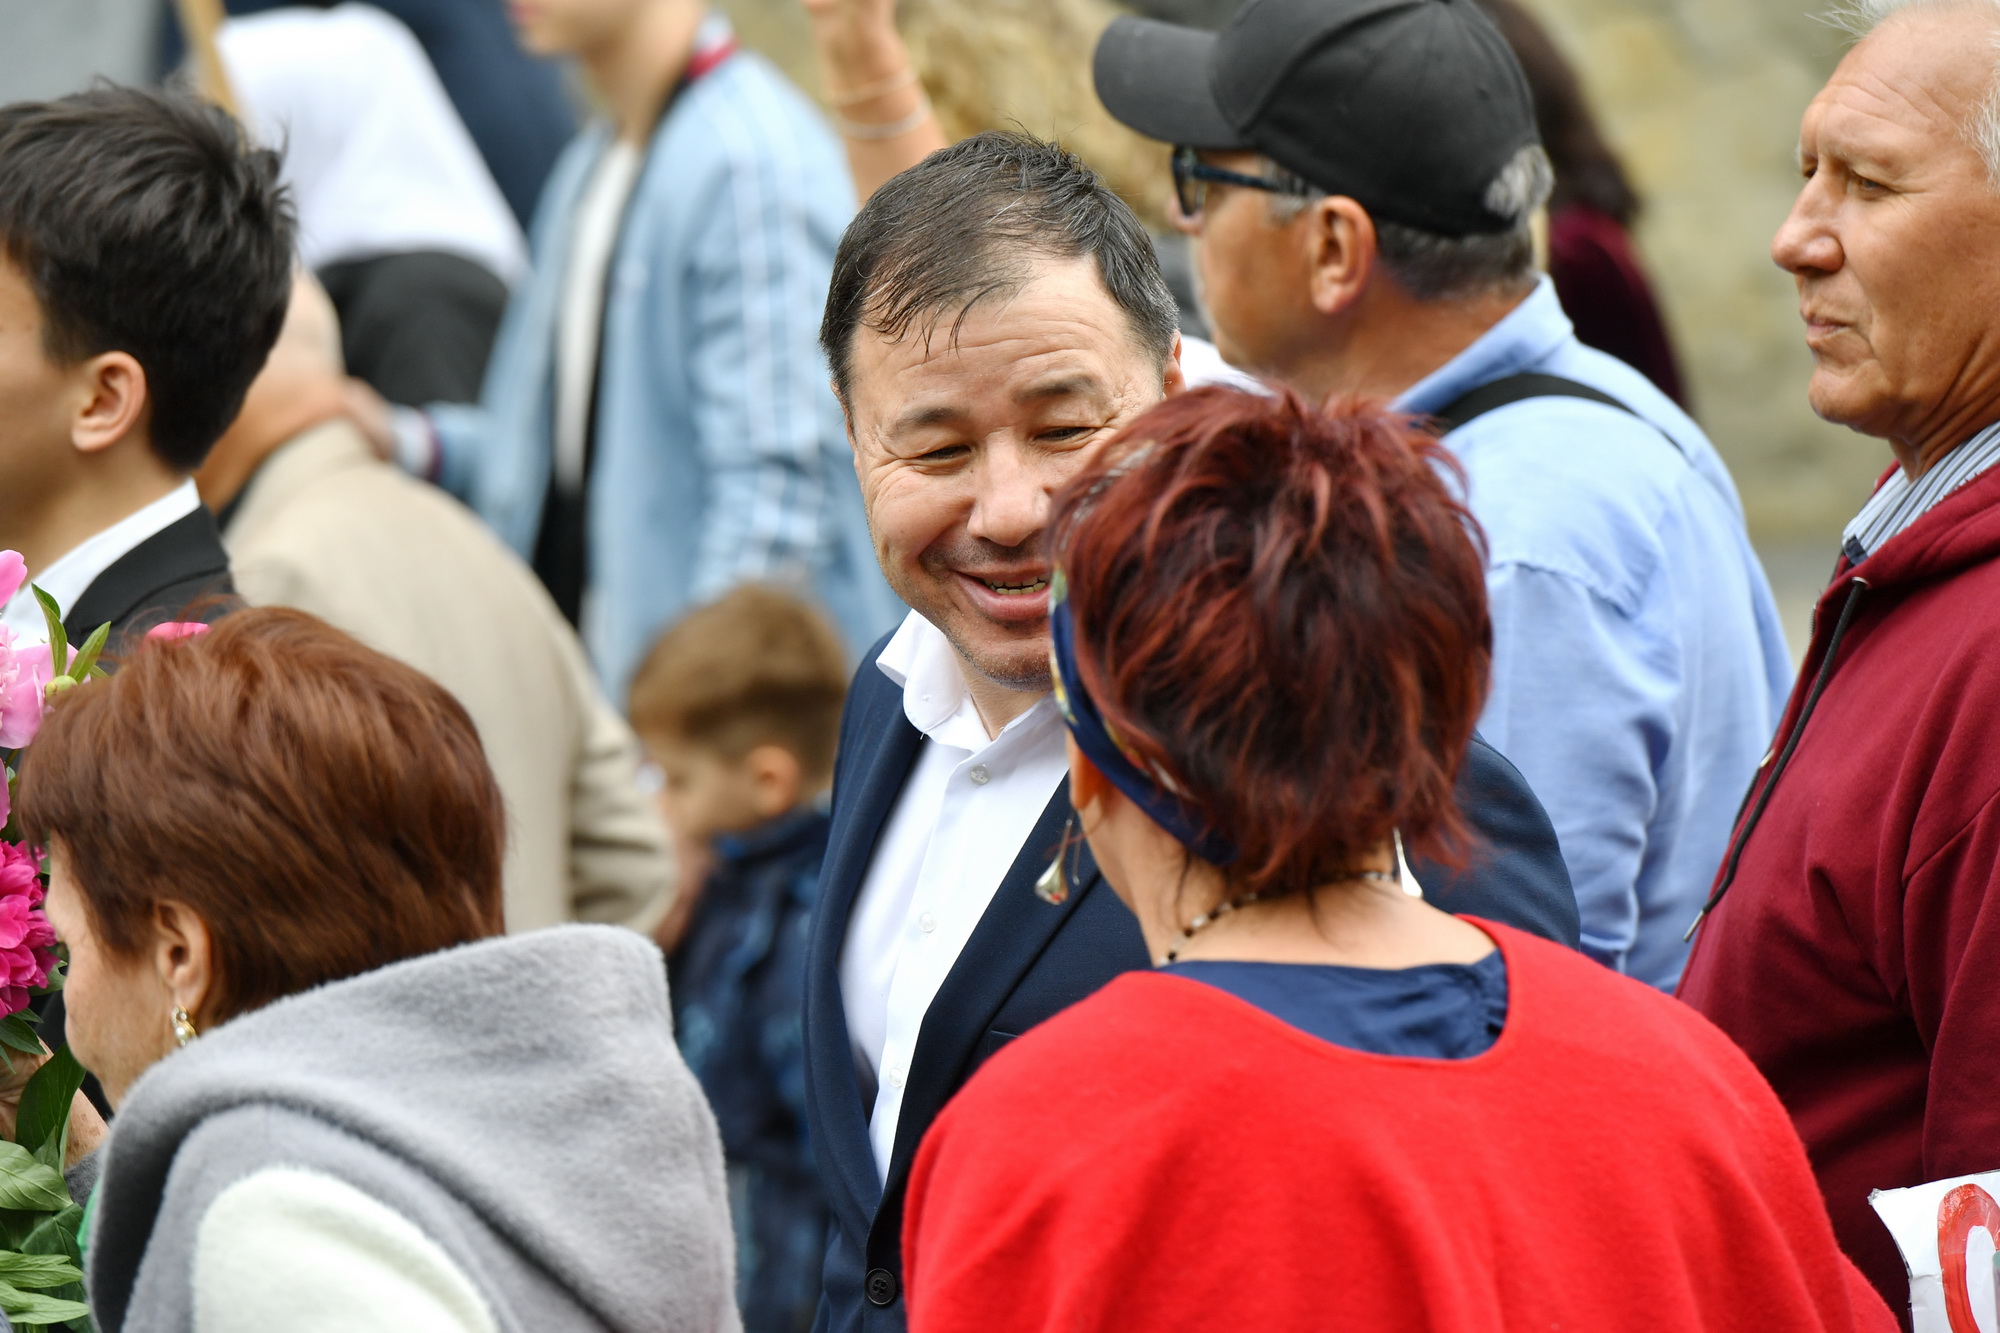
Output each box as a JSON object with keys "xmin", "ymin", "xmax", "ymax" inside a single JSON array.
[{"xmin": 1684, "ymin": 576, "xmax": 1871, "ymax": 942}]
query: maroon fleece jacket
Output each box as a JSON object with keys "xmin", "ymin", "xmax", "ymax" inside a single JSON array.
[{"xmin": 1680, "ymin": 461, "xmax": 2000, "ymax": 1317}]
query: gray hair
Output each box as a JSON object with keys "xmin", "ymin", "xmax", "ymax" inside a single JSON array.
[
  {"xmin": 1266, "ymin": 144, "xmax": 1554, "ymax": 302},
  {"xmin": 1828, "ymin": 0, "xmax": 2000, "ymax": 185}
]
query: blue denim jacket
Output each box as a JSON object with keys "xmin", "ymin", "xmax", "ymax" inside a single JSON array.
[
  {"xmin": 429, "ymin": 26, "xmax": 904, "ymax": 703},
  {"xmin": 1398, "ymin": 280, "xmax": 1792, "ymax": 988}
]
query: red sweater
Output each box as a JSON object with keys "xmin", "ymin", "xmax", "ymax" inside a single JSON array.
[
  {"xmin": 1680, "ymin": 463, "xmax": 2000, "ymax": 1316},
  {"xmin": 904, "ymin": 923, "xmax": 1891, "ymax": 1333}
]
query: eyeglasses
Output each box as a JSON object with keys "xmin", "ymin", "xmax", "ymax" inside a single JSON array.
[{"xmin": 1171, "ymin": 144, "xmax": 1315, "ymax": 220}]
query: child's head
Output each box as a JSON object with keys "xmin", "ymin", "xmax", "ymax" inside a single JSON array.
[{"xmin": 629, "ymin": 585, "xmax": 848, "ymax": 845}]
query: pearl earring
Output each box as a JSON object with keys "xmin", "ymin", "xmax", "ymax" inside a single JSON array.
[{"xmin": 172, "ymin": 1005, "xmax": 198, "ymax": 1048}]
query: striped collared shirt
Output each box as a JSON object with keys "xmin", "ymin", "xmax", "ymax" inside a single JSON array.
[{"xmin": 1842, "ymin": 421, "xmax": 2000, "ymax": 564}]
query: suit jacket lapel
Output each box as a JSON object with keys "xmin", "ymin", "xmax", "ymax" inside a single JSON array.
[
  {"xmin": 803, "ymin": 673, "xmax": 925, "ymax": 1243},
  {"xmin": 882, "ymin": 782, "xmax": 1099, "ymax": 1199},
  {"xmin": 62, "ymin": 508, "xmax": 232, "ymax": 645}
]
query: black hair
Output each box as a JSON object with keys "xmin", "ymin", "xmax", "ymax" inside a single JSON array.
[
  {"xmin": 820, "ymin": 130, "xmax": 1180, "ymax": 401},
  {"xmin": 1472, "ymin": 0, "xmax": 1640, "ymax": 225},
  {"xmin": 0, "ymin": 86, "xmax": 295, "ymax": 471}
]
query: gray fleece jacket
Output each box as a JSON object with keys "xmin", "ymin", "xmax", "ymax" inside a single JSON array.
[{"xmin": 86, "ymin": 925, "xmax": 740, "ymax": 1332}]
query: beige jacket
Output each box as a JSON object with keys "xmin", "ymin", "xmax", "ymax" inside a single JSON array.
[{"xmin": 222, "ymin": 421, "xmax": 673, "ymax": 932}]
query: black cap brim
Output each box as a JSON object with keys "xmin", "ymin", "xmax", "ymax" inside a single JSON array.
[{"xmin": 1093, "ymin": 17, "xmax": 1247, "ymax": 150}]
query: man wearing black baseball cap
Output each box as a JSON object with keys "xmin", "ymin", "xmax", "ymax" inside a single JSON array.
[{"xmin": 1095, "ymin": 0, "xmax": 1792, "ymax": 993}]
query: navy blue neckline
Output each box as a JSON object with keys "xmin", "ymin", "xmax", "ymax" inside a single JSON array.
[{"xmin": 1166, "ymin": 951, "xmax": 1509, "ymax": 1061}]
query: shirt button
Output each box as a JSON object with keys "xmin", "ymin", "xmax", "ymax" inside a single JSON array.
[
  {"xmin": 866, "ymin": 1268, "xmax": 899, "ymax": 1306},
  {"xmin": 969, "ymin": 764, "xmax": 990, "ymax": 785},
  {"xmin": 887, "ymin": 1066, "xmax": 906, "ymax": 1089},
  {"xmin": 919, "ymin": 912, "xmax": 937, "ymax": 933}
]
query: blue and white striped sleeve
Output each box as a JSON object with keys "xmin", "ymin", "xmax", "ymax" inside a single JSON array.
[{"xmin": 681, "ymin": 83, "xmax": 845, "ymax": 601}]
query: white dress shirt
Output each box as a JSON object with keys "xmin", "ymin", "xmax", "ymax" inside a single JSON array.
[
  {"xmin": 839, "ymin": 612, "xmax": 1070, "ymax": 1181},
  {"xmin": 1, "ymin": 480, "xmax": 201, "ymax": 640},
  {"xmin": 1177, "ymin": 333, "xmax": 1266, "ymax": 393}
]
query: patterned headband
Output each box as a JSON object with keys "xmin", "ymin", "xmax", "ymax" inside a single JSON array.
[{"xmin": 1047, "ymin": 567, "xmax": 1237, "ymax": 866}]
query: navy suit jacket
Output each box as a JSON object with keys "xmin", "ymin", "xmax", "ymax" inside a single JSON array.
[{"xmin": 804, "ymin": 634, "xmax": 1579, "ymax": 1332}]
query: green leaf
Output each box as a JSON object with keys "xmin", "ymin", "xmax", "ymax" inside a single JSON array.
[
  {"xmin": 63, "ymin": 623, "xmax": 109, "ymax": 684},
  {"xmin": 0, "ymin": 1143, "xmax": 70, "ymax": 1214},
  {"xmin": 0, "ymin": 1252, "xmax": 81, "ymax": 1289},
  {"xmin": 18, "ymin": 1046, "xmax": 83, "ymax": 1169},
  {"xmin": 29, "ymin": 589, "xmax": 65, "ymax": 680},
  {"xmin": 0, "ymin": 1014, "xmax": 43, "ymax": 1062},
  {"xmin": 20, "ymin": 1206, "xmax": 82, "ymax": 1263},
  {"xmin": 19, "ymin": 1203, "xmax": 89, "ymax": 1326},
  {"xmin": 0, "ymin": 1274, "xmax": 89, "ymax": 1324},
  {"xmin": 0, "ymin": 1209, "xmax": 40, "ymax": 1252}
]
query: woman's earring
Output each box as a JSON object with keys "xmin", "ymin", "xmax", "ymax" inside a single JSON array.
[
  {"xmin": 1035, "ymin": 814, "xmax": 1077, "ymax": 905},
  {"xmin": 171, "ymin": 1005, "xmax": 198, "ymax": 1048}
]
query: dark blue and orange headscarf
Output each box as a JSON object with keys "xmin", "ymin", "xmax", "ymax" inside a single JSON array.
[{"xmin": 1047, "ymin": 567, "xmax": 1236, "ymax": 866}]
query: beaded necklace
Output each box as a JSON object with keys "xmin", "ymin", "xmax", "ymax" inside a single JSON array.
[{"xmin": 1159, "ymin": 869, "xmax": 1402, "ymax": 964}]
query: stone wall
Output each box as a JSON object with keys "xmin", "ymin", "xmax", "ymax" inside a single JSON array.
[
  {"xmin": 1524, "ymin": 0, "xmax": 1881, "ymax": 539},
  {"xmin": 716, "ymin": 0, "xmax": 1882, "ymax": 542}
]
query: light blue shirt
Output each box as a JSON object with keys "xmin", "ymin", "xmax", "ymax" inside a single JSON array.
[
  {"xmin": 1397, "ymin": 280, "xmax": 1792, "ymax": 988},
  {"xmin": 428, "ymin": 28, "xmax": 904, "ymax": 703}
]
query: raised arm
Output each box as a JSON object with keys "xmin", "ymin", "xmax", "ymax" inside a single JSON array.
[{"xmin": 802, "ymin": 0, "xmax": 948, "ymax": 201}]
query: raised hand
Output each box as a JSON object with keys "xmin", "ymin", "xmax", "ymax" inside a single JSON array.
[{"xmin": 800, "ymin": 0, "xmax": 949, "ymax": 200}]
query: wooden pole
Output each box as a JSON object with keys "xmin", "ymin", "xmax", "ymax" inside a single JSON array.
[{"xmin": 172, "ymin": 0, "xmax": 239, "ymax": 118}]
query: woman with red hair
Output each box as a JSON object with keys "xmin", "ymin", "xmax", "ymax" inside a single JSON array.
[{"xmin": 900, "ymin": 389, "xmax": 1890, "ymax": 1332}]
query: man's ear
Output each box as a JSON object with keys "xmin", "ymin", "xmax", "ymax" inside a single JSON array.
[
  {"xmin": 151, "ymin": 900, "xmax": 214, "ymax": 1031},
  {"xmin": 1304, "ymin": 195, "xmax": 1378, "ymax": 319},
  {"xmin": 70, "ymin": 350, "xmax": 149, "ymax": 456},
  {"xmin": 1163, "ymin": 333, "xmax": 1187, "ymax": 397}
]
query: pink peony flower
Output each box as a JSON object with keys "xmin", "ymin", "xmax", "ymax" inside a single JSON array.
[
  {"xmin": 145, "ymin": 621, "xmax": 210, "ymax": 644},
  {"xmin": 0, "ymin": 842, "xmax": 52, "ymax": 1017},
  {"xmin": 0, "ymin": 632, "xmax": 51, "ymax": 751},
  {"xmin": 0, "ymin": 552, "xmax": 23, "ymax": 608}
]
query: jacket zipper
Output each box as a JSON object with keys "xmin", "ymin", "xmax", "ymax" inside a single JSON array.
[{"xmin": 1683, "ymin": 576, "xmax": 1871, "ymax": 941}]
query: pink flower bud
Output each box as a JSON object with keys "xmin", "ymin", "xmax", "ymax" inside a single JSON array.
[{"xmin": 0, "ymin": 637, "xmax": 51, "ymax": 750}]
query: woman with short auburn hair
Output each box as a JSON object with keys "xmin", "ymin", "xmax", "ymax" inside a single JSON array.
[
  {"xmin": 15, "ymin": 608, "xmax": 738, "ymax": 1333},
  {"xmin": 900, "ymin": 389, "xmax": 1892, "ymax": 1333}
]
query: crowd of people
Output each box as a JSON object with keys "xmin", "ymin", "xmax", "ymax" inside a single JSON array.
[{"xmin": 0, "ymin": 0, "xmax": 1990, "ymax": 1328}]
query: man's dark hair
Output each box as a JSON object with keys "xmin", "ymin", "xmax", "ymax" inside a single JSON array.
[
  {"xmin": 821, "ymin": 131, "xmax": 1180, "ymax": 401},
  {"xmin": 0, "ymin": 86, "xmax": 294, "ymax": 472}
]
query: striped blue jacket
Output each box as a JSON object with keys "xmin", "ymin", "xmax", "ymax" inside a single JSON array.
[{"xmin": 429, "ymin": 27, "xmax": 904, "ymax": 703}]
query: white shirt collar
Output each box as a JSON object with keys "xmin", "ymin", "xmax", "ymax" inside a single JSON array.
[
  {"xmin": 1, "ymin": 480, "xmax": 202, "ymax": 640},
  {"xmin": 875, "ymin": 609, "xmax": 1058, "ymax": 749}
]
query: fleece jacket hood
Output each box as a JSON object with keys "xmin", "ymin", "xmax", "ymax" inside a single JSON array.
[{"xmin": 88, "ymin": 925, "xmax": 736, "ymax": 1332}]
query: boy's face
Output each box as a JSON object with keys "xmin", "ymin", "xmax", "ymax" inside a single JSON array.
[
  {"xmin": 646, "ymin": 735, "xmax": 804, "ymax": 847},
  {"xmin": 0, "ymin": 256, "xmax": 162, "ymax": 568},
  {"xmin": 0, "ymin": 260, "xmax": 89, "ymax": 522}
]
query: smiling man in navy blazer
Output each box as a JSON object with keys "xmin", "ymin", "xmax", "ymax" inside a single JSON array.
[{"xmin": 805, "ymin": 130, "xmax": 1579, "ymax": 1333}]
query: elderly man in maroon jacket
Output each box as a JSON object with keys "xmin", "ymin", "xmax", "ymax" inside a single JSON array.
[{"xmin": 1677, "ymin": 0, "xmax": 2000, "ymax": 1315}]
